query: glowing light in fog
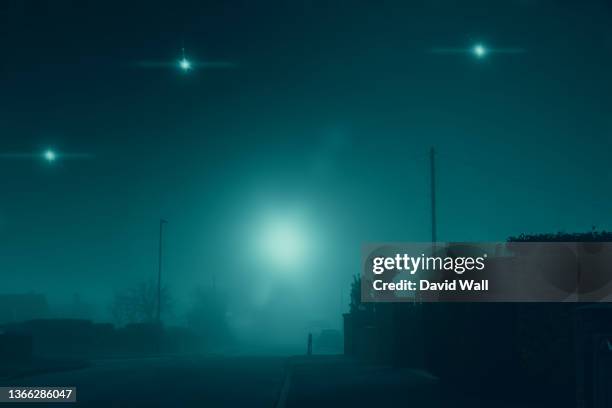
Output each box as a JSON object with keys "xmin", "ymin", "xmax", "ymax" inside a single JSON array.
[
  {"xmin": 473, "ymin": 44, "xmax": 487, "ymax": 58},
  {"xmin": 178, "ymin": 58, "xmax": 192, "ymax": 71},
  {"xmin": 258, "ymin": 217, "xmax": 308, "ymax": 270},
  {"xmin": 43, "ymin": 150, "xmax": 56, "ymax": 162}
]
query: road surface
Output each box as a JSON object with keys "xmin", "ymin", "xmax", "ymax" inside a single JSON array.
[
  {"xmin": 2, "ymin": 355, "xmax": 549, "ymax": 407},
  {"xmin": 3, "ymin": 355, "xmax": 285, "ymax": 407}
]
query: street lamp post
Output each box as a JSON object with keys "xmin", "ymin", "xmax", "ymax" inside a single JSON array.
[{"xmin": 157, "ymin": 219, "xmax": 168, "ymax": 324}]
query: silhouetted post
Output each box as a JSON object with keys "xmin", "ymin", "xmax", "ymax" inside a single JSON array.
[
  {"xmin": 157, "ymin": 219, "xmax": 167, "ymax": 324},
  {"xmin": 430, "ymin": 147, "xmax": 437, "ymax": 244},
  {"xmin": 307, "ymin": 333, "xmax": 312, "ymax": 356},
  {"xmin": 339, "ymin": 289, "xmax": 344, "ymax": 327}
]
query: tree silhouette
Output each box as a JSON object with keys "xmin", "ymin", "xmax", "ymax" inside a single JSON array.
[{"xmin": 111, "ymin": 280, "xmax": 171, "ymax": 326}]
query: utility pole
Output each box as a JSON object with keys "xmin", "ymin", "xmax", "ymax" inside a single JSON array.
[
  {"xmin": 157, "ymin": 219, "xmax": 167, "ymax": 325},
  {"xmin": 430, "ymin": 147, "xmax": 437, "ymax": 244}
]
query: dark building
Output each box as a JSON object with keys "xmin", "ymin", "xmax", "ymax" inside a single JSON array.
[{"xmin": 345, "ymin": 232, "xmax": 612, "ymax": 408}]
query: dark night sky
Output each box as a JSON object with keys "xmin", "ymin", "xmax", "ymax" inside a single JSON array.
[{"xmin": 1, "ymin": 0, "xmax": 611, "ymax": 337}]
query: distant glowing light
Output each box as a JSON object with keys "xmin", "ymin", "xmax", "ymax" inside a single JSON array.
[
  {"xmin": 258, "ymin": 217, "xmax": 308, "ymax": 271},
  {"xmin": 179, "ymin": 58, "xmax": 192, "ymax": 71},
  {"xmin": 43, "ymin": 150, "xmax": 56, "ymax": 162},
  {"xmin": 473, "ymin": 44, "xmax": 487, "ymax": 58}
]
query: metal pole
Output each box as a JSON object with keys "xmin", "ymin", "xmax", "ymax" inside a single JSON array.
[
  {"xmin": 430, "ymin": 147, "xmax": 437, "ymax": 244},
  {"xmin": 157, "ymin": 219, "xmax": 167, "ymax": 324}
]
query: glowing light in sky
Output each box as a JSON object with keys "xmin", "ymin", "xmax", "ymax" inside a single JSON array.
[
  {"xmin": 178, "ymin": 46, "xmax": 192, "ymax": 72},
  {"xmin": 178, "ymin": 58, "xmax": 192, "ymax": 71},
  {"xmin": 135, "ymin": 45, "xmax": 237, "ymax": 72},
  {"xmin": 251, "ymin": 209, "xmax": 312, "ymax": 275},
  {"xmin": 257, "ymin": 216, "xmax": 308, "ymax": 271},
  {"xmin": 430, "ymin": 44, "xmax": 524, "ymax": 59},
  {"xmin": 472, "ymin": 44, "xmax": 487, "ymax": 58},
  {"xmin": 43, "ymin": 150, "xmax": 56, "ymax": 162}
]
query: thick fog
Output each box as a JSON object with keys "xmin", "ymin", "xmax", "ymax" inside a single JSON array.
[{"xmin": 2, "ymin": 0, "xmax": 612, "ymax": 353}]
